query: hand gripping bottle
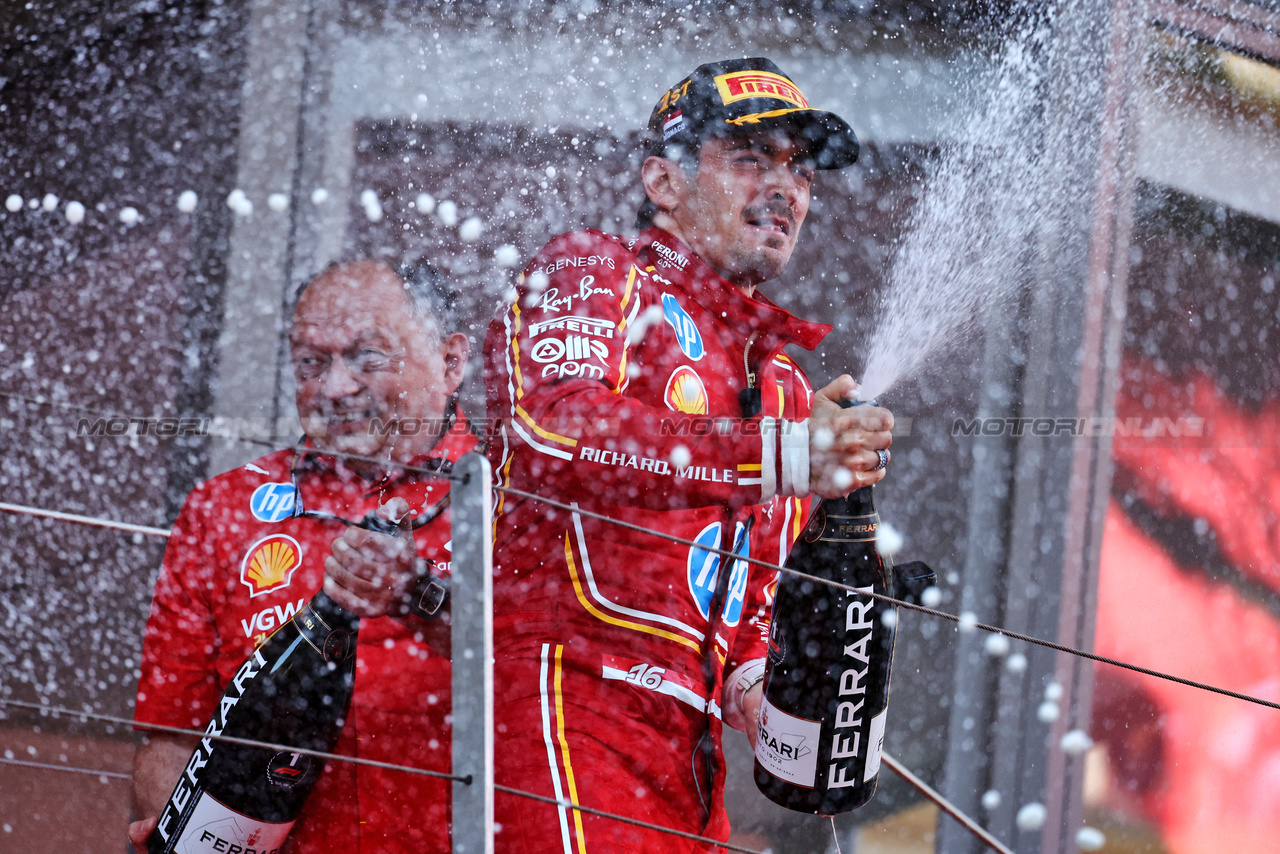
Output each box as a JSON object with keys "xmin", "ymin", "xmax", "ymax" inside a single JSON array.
[
  {"xmin": 147, "ymin": 589, "xmax": 358, "ymax": 853},
  {"xmin": 754, "ymin": 406, "xmax": 934, "ymax": 814},
  {"xmin": 145, "ymin": 511, "xmax": 401, "ymax": 853}
]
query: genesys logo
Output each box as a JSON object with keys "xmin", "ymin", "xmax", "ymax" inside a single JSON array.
[
  {"xmin": 662, "ymin": 293, "xmax": 704, "ymax": 361},
  {"xmin": 249, "ymin": 482, "xmax": 297, "ymax": 523},
  {"xmin": 240, "ymin": 535, "xmax": 302, "ymax": 598}
]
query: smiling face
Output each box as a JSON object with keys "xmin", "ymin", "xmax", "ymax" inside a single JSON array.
[
  {"xmin": 644, "ymin": 128, "xmax": 814, "ymax": 294},
  {"xmin": 289, "ymin": 261, "xmax": 467, "ymax": 475}
]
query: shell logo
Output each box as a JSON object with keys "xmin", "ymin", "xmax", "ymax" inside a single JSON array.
[
  {"xmin": 240, "ymin": 534, "xmax": 303, "ymax": 598},
  {"xmin": 664, "ymin": 365, "xmax": 708, "ymax": 415}
]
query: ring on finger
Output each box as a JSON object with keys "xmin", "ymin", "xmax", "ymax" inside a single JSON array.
[{"xmin": 874, "ymin": 449, "xmax": 889, "ymax": 470}]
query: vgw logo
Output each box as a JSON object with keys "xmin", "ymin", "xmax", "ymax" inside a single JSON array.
[
  {"xmin": 662, "ymin": 293, "xmax": 704, "ymax": 361},
  {"xmin": 250, "ymin": 482, "xmax": 297, "ymax": 523},
  {"xmin": 687, "ymin": 521, "xmax": 749, "ymax": 626}
]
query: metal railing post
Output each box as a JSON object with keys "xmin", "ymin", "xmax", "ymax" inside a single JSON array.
[{"xmin": 451, "ymin": 452, "xmax": 494, "ymax": 854}]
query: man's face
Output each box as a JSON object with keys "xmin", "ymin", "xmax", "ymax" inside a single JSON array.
[
  {"xmin": 662, "ymin": 129, "xmax": 814, "ymax": 290},
  {"xmin": 289, "ymin": 262, "xmax": 463, "ymax": 465}
]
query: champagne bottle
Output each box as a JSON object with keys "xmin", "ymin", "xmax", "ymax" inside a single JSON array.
[
  {"xmin": 754, "ymin": 481, "xmax": 894, "ymax": 814},
  {"xmin": 147, "ymin": 589, "xmax": 359, "ymax": 853}
]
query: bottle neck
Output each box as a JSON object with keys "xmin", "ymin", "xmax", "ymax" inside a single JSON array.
[
  {"xmin": 825, "ymin": 484, "xmax": 876, "ymax": 517},
  {"xmin": 309, "ymin": 588, "xmax": 360, "ymax": 632}
]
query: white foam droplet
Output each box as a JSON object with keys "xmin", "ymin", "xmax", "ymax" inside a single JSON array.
[
  {"xmin": 1037, "ymin": 700, "xmax": 1060, "ymax": 723},
  {"xmin": 1075, "ymin": 827, "xmax": 1105, "ymax": 851},
  {"xmin": 832, "ymin": 466, "xmax": 854, "ymax": 490},
  {"xmin": 625, "ymin": 304, "xmax": 666, "ymax": 345},
  {"xmin": 984, "ymin": 633, "xmax": 1010, "ymax": 657},
  {"xmin": 1044, "ymin": 681, "xmax": 1064, "ymax": 701},
  {"xmin": 360, "ymin": 189, "xmax": 383, "ymax": 222},
  {"xmin": 670, "ymin": 445, "xmax": 692, "ymax": 468},
  {"xmin": 876, "ymin": 520, "xmax": 904, "ymax": 556},
  {"xmin": 1015, "ymin": 802, "xmax": 1047, "ymax": 831},
  {"xmin": 811, "ymin": 426, "xmax": 834, "ymax": 450},
  {"xmin": 226, "ymin": 188, "xmax": 247, "ymax": 209},
  {"xmin": 495, "ymin": 244, "xmax": 521, "ymax": 267},
  {"xmin": 1059, "ymin": 729, "xmax": 1093, "ymax": 756},
  {"xmin": 981, "ymin": 789, "xmax": 1001, "ymax": 810},
  {"xmin": 310, "ymin": 187, "xmax": 329, "ymax": 205},
  {"xmin": 545, "ymin": 166, "xmax": 557, "ymax": 179},
  {"xmin": 5, "ymin": 194, "xmax": 23, "ymax": 212},
  {"xmin": 415, "ymin": 192, "xmax": 435, "ymax": 214},
  {"xmin": 1005, "ymin": 652, "xmax": 1028, "ymax": 673},
  {"xmin": 958, "ymin": 611, "xmax": 978, "ymax": 633},
  {"xmin": 64, "ymin": 201, "xmax": 85, "ymax": 225},
  {"xmin": 880, "ymin": 609, "xmax": 898, "ymax": 629},
  {"xmin": 459, "ymin": 216, "xmax": 483, "ymax": 242},
  {"xmin": 920, "ymin": 586, "xmax": 942, "ymax": 608},
  {"xmin": 41, "ymin": 193, "xmax": 58, "ymax": 211},
  {"xmin": 118, "ymin": 206, "xmax": 140, "ymax": 226},
  {"xmin": 438, "ymin": 200, "xmax": 458, "ymax": 227},
  {"xmin": 267, "ymin": 193, "xmax": 289, "ymax": 212},
  {"xmin": 177, "ymin": 190, "xmax": 198, "ymax": 213}
]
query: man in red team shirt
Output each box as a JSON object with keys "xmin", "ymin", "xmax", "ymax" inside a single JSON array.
[
  {"xmin": 485, "ymin": 58, "xmax": 894, "ymax": 852},
  {"xmin": 130, "ymin": 259, "xmax": 475, "ymax": 852}
]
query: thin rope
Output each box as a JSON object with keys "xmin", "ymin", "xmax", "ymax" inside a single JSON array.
[
  {"xmin": 4, "ymin": 484, "xmax": 1279, "ymax": 714},
  {"xmin": 0, "ymin": 388, "xmax": 463, "ymax": 480},
  {"xmin": 494, "ymin": 484, "xmax": 1280, "ymax": 713},
  {"xmin": 882, "ymin": 753, "xmax": 1014, "ymax": 854},
  {"xmin": 490, "ymin": 784, "xmax": 767, "ymax": 854},
  {"xmin": 0, "ymin": 698, "xmax": 769, "ymax": 852},
  {"xmin": 0, "ymin": 756, "xmax": 132, "ymax": 781},
  {"xmin": 0, "ymin": 699, "xmax": 467, "ymax": 784},
  {"xmin": 0, "ymin": 501, "xmax": 171, "ymax": 538}
]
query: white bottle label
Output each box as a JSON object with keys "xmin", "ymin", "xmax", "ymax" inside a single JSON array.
[
  {"xmin": 755, "ymin": 696, "xmax": 822, "ymax": 787},
  {"xmin": 173, "ymin": 790, "xmax": 294, "ymax": 854},
  {"xmin": 864, "ymin": 708, "xmax": 887, "ymax": 783}
]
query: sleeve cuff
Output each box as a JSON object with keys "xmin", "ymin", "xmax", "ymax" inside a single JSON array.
[
  {"xmin": 779, "ymin": 419, "xmax": 809, "ymax": 497},
  {"xmin": 722, "ymin": 658, "xmax": 767, "ymax": 732}
]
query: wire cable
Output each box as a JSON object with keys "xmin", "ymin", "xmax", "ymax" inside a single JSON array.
[
  {"xmin": 882, "ymin": 753, "xmax": 1013, "ymax": 854},
  {"xmin": 4, "ymin": 484, "xmax": 1279, "ymax": 714},
  {"xmin": 0, "ymin": 697, "xmax": 774, "ymax": 852},
  {"xmin": 0, "ymin": 501, "xmax": 171, "ymax": 538},
  {"xmin": 0, "ymin": 756, "xmax": 132, "ymax": 781},
  {"xmin": 0, "ymin": 699, "xmax": 468, "ymax": 784},
  {"xmin": 494, "ymin": 484, "xmax": 1280, "ymax": 712},
  {"xmin": 490, "ymin": 784, "xmax": 768, "ymax": 854}
]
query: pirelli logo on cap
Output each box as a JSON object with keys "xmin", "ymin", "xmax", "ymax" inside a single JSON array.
[{"xmin": 715, "ymin": 71, "xmax": 809, "ymax": 109}]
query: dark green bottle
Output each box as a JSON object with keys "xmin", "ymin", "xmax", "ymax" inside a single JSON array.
[
  {"xmin": 147, "ymin": 590, "xmax": 358, "ymax": 853},
  {"xmin": 754, "ymin": 483, "xmax": 896, "ymax": 815}
]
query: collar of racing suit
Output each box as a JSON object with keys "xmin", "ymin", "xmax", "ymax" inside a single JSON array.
[{"xmin": 635, "ymin": 226, "xmax": 832, "ymax": 360}]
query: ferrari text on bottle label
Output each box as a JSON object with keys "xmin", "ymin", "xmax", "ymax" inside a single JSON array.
[{"xmin": 755, "ymin": 696, "xmax": 822, "ymax": 786}]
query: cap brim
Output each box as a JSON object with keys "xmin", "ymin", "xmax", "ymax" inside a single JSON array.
[{"xmin": 725, "ymin": 108, "xmax": 860, "ymax": 170}]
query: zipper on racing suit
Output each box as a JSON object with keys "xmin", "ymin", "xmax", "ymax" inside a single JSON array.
[
  {"xmin": 738, "ymin": 331, "xmax": 762, "ymax": 418},
  {"xmin": 692, "ymin": 510, "xmax": 755, "ymax": 814}
]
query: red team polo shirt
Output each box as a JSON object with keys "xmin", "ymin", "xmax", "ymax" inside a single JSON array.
[{"xmin": 136, "ymin": 423, "xmax": 477, "ymax": 853}]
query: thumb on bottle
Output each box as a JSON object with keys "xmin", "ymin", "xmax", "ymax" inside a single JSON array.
[
  {"xmin": 817, "ymin": 374, "xmax": 860, "ymax": 404},
  {"xmin": 376, "ymin": 497, "xmax": 414, "ymax": 534}
]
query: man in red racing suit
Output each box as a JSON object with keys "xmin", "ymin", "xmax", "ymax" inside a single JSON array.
[{"xmin": 484, "ymin": 58, "xmax": 894, "ymax": 852}]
